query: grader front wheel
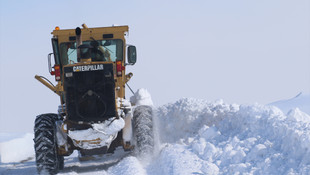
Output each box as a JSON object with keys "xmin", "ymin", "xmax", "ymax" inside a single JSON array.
[
  {"xmin": 133, "ymin": 105, "xmax": 154, "ymax": 157},
  {"xmin": 34, "ymin": 114, "xmax": 63, "ymax": 174}
]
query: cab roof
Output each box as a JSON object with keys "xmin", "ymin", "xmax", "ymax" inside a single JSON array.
[{"xmin": 52, "ymin": 25, "xmax": 129, "ymax": 43}]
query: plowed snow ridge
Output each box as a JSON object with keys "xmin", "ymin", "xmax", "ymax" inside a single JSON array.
[
  {"xmin": 153, "ymin": 98, "xmax": 310, "ymax": 174},
  {"xmin": 1, "ymin": 91, "xmax": 310, "ymax": 174}
]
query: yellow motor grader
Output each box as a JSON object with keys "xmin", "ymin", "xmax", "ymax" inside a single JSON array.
[{"xmin": 34, "ymin": 24, "xmax": 154, "ymax": 174}]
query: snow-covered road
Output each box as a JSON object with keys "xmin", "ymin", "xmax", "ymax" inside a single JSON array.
[{"xmin": 1, "ymin": 93, "xmax": 310, "ymax": 175}]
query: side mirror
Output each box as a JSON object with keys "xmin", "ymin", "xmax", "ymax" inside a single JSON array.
[
  {"xmin": 127, "ymin": 46, "xmax": 137, "ymax": 65},
  {"xmin": 48, "ymin": 53, "xmax": 54, "ymax": 74}
]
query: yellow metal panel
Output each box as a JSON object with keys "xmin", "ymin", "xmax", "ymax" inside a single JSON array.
[{"xmin": 52, "ymin": 26, "xmax": 129, "ymax": 43}]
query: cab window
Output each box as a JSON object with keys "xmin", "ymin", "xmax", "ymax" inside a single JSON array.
[{"xmin": 59, "ymin": 39, "xmax": 123, "ymax": 65}]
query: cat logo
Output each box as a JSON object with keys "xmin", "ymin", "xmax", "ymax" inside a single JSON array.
[{"xmin": 73, "ymin": 64, "xmax": 104, "ymax": 72}]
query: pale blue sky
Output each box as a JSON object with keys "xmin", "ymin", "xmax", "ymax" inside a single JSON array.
[{"xmin": 0, "ymin": 0, "xmax": 309, "ymax": 132}]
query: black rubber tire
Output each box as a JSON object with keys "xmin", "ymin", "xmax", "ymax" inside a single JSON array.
[
  {"xmin": 34, "ymin": 113, "xmax": 64, "ymax": 174},
  {"xmin": 58, "ymin": 156, "xmax": 64, "ymax": 170},
  {"xmin": 107, "ymin": 131, "xmax": 123, "ymax": 153},
  {"xmin": 133, "ymin": 105, "xmax": 154, "ymax": 156}
]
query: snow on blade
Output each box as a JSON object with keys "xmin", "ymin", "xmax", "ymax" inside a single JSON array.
[{"xmin": 68, "ymin": 117, "xmax": 125, "ymax": 149}]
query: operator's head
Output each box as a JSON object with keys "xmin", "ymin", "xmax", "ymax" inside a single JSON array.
[{"xmin": 78, "ymin": 44, "xmax": 93, "ymax": 60}]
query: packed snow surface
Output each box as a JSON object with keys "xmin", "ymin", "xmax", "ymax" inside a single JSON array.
[{"xmin": 1, "ymin": 90, "xmax": 310, "ymax": 174}]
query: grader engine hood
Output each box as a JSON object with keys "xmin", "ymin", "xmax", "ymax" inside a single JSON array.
[{"xmin": 63, "ymin": 63, "xmax": 116, "ymax": 122}]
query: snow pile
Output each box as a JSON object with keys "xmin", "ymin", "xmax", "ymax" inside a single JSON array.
[
  {"xmin": 287, "ymin": 108, "xmax": 310, "ymax": 123},
  {"xmin": 130, "ymin": 88, "xmax": 153, "ymax": 106},
  {"xmin": 107, "ymin": 156, "xmax": 146, "ymax": 175},
  {"xmin": 0, "ymin": 133, "xmax": 34, "ymax": 163},
  {"xmin": 269, "ymin": 92, "xmax": 310, "ymax": 115},
  {"xmin": 156, "ymin": 98, "xmax": 237, "ymax": 143},
  {"xmin": 148, "ymin": 144, "xmax": 216, "ymax": 175},
  {"xmin": 1, "ymin": 93, "xmax": 310, "ymax": 174},
  {"xmin": 154, "ymin": 98, "xmax": 310, "ymax": 174}
]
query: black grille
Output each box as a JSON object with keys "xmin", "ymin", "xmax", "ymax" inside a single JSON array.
[{"xmin": 63, "ymin": 64, "xmax": 116, "ymax": 122}]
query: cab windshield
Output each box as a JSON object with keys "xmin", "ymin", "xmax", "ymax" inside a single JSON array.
[{"xmin": 59, "ymin": 39, "xmax": 123, "ymax": 65}]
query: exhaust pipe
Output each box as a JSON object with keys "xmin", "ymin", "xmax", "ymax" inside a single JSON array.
[
  {"xmin": 82, "ymin": 23, "xmax": 89, "ymax": 29},
  {"xmin": 76, "ymin": 27, "xmax": 82, "ymax": 61}
]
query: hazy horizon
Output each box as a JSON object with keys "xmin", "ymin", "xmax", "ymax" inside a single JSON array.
[{"xmin": 0, "ymin": 0, "xmax": 309, "ymax": 132}]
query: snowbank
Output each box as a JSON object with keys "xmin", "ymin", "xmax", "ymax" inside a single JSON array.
[
  {"xmin": 155, "ymin": 98, "xmax": 310, "ymax": 174},
  {"xmin": 0, "ymin": 133, "xmax": 34, "ymax": 163},
  {"xmin": 0, "ymin": 133, "xmax": 26, "ymax": 142},
  {"xmin": 1, "ymin": 93, "xmax": 309, "ymax": 175}
]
